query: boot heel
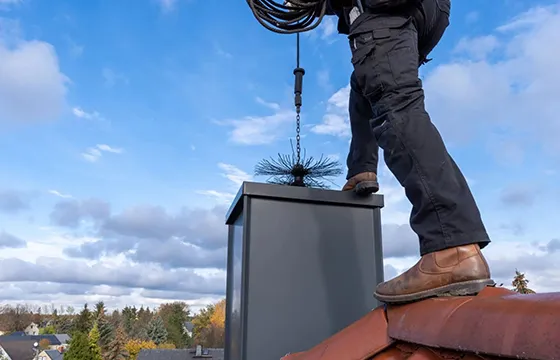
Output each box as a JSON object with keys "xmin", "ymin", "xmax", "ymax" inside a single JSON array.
[
  {"xmin": 354, "ymin": 181, "xmax": 379, "ymax": 196},
  {"xmin": 440, "ymin": 279, "xmax": 496, "ymax": 297}
]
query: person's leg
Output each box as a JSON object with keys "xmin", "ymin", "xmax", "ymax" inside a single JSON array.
[
  {"xmin": 348, "ymin": 0, "xmax": 493, "ymax": 303},
  {"xmin": 343, "ymin": 71, "xmax": 380, "ymax": 195},
  {"xmin": 343, "ymin": 0, "xmax": 447, "ymax": 195}
]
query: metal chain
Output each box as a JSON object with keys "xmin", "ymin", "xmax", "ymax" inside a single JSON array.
[
  {"xmin": 294, "ymin": 32, "xmax": 302, "ymax": 165},
  {"xmin": 296, "ymin": 113, "xmax": 301, "ymax": 164}
]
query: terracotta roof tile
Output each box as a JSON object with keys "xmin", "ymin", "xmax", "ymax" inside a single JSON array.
[
  {"xmin": 280, "ymin": 287, "xmax": 560, "ymax": 360},
  {"xmin": 387, "ymin": 287, "xmax": 560, "ymax": 360},
  {"xmin": 281, "ymin": 307, "xmax": 393, "ymax": 360}
]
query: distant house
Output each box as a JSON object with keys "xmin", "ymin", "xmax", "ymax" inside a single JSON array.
[
  {"xmin": 37, "ymin": 349, "xmax": 64, "ymax": 360},
  {"xmin": 0, "ymin": 333, "xmax": 69, "ymax": 352},
  {"xmin": 183, "ymin": 321, "xmax": 194, "ymax": 338},
  {"xmin": 0, "ymin": 324, "xmax": 10, "ymax": 337},
  {"xmin": 0, "ymin": 339, "xmax": 38, "ymax": 360},
  {"xmin": 24, "ymin": 323, "xmax": 39, "ymax": 336},
  {"xmin": 137, "ymin": 347, "xmax": 224, "ymax": 360},
  {"xmin": 52, "ymin": 335, "xmax": 69, "ymax": 347}
]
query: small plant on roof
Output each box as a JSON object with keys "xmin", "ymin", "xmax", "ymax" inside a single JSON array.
[
  {"xmin": 254, "ymin": 140, "xmax": 343, "ymax": 189},
  {"xmin": 512, "ymin": 269, "xmax": 536, "ymax": 294}
]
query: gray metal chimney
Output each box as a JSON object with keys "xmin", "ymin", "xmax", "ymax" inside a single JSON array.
[{"xmin": 224, "ymin": 182, "xmax": 385, "ymax": 360}]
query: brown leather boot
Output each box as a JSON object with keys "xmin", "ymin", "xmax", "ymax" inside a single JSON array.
[
  {"xmin": 374, "ymin": 244, "xmax": 494, "ymax": 304},
  {"xmin": 342, "ymin": 172, "xmax": 379, "ymax": 196}
]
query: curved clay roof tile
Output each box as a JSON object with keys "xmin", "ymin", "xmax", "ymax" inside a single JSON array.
[{"xmin": 280, "ymin": 287, "xmax": 560, "ymax": 360}]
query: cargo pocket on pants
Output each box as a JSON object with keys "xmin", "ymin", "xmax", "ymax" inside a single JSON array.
[{"xmin": 385, "ymin": 19, "xmax": 419, "ymax": 87}]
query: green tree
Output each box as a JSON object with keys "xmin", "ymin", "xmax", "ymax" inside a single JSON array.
[
  {"xmin": 39, "ymin": 325, "xmax": 56, "ymax": 334},
  {"xmin": 512, "ymin": 269, "xmax": 536, "ymax": 294},
  {"xmin": 147, "ymin": 315, "xmax": 168, "ymax": 345},
  {"xmin": 132, "ymin": 306, "xmax": 152, "ymax": 340},
  {"xmin": 64, "ymin": 332, "xmax": 94, "ymax": 360},
  {"xmin": 74, "ymin": 303, "xmax": 92, "ymax": 334},
  {"xmin": 158, "ymin": 302, "xmax": 190, "ymax": 348},
  {"xmin": 121, "ymin": 306, "xmax": 138, "ymax": 337},
  {"xmin": 56, "ymin": 316, "xmax": 73, "ymax": 334},
  {"xmin": 88, "ymin": 322, "xmax": 103, "ymax": 360},
  {"xmin": 97, "ymin": 314, "xmax": 114, "ymax": 352},
  {"xmin": 106, "ymin": 326, "xmax": 129, "ymax": 360},
  {"xmin": 94, "ymin": 301, "xmax": 106, "ymax": 319}
]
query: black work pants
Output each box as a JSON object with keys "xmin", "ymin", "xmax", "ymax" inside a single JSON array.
[{"xmin": 346, "ymin": 0, "xmax": 490, "ymax": 255}]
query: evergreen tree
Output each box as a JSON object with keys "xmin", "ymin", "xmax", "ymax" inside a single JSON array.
[
  {"xmin": 122, "ymin": 306, "xmax": 137, "ymax": 337},
  {"xmin": 512, "ymin": 269, "xmax": 536, "ymax": 294},
  {"xmin": 158, "ymin": 302, "xmax": 190, "ymax": 348},
  {"xmin": 98, "ymin": 314, "xmax": 114, "ymax": 352},
  {"xmin": 106, "ymin": 326, "xmax": 129, "ymax": 360},
  {"xmin": 88, "ymin": 322, "xmax": 103, "ymax": 360},
  {"xmin": 133, "ymin": 306, "xmax": 152, "ymax": 340},
  {"xmin": 64, "ymin": 332, "xmax": 94, "ymax": 360},
  {"xmin": 74, "ymin": 303, "xmax": 92, "ymax": 334},
  {"xmin": 147, "ymin": 315, "xmax": 168, "ymax": 345},
  {"xmin": 94, "ymin": 301, "xmax": 106, "ymax": 319},
  {"xmin": 57, "ymin": 316, "xmax": 73, "ymax": 334}
]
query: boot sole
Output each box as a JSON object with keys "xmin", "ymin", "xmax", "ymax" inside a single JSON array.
[
  {"xmin": 354, "ymin": 181, "xmax": 379, "ymax": 196},
  {"xmin": 373, "ymin": 278, "xmax": 496, "ymax": 305}
]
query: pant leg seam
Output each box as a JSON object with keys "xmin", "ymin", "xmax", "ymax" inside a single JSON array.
[{"xmin": 386, "ymin": 108, "xmax": 451, "ymax": 244}]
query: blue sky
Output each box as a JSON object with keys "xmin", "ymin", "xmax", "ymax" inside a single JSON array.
[{"xmin": 0, "ymin": 0, "xmax": 559, "ymax": 311}]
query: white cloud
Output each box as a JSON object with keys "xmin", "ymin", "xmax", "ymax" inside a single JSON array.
[
  {"xmin": 423, "ymin": 4, "xmax": 560, "ymax": 152},
  {"xmin": 197, "ymin": 163, "xmax": 253, "ymax": 204},
  {"xmin": 454, "ymin": 35, "xmax": 500, "ymax": 60},
  {"xmin": 195, "ymin": 190, "xmax": 235, "ymax": 205},
  {"xmin": 383, "ymin": 239, "xmax": 560, "ymax": 293},
  {"xmin": 81, "ymin": 144, "xmax": 123, "ymax": 162},
  {"xmin": 218, "ymin": 163, "xmax": 252, "ymax": 187},
  {"xmin": 305, "ymin": 16, "xmax": 337, "ymax": 43},
  {"xmin": 319, "ymin": 16, "xmax": 336, "ymax": 39},
  {"xmin": 311, "ymin": 85, "xmax": 351, "ymax": 138},
  {"xmin": 217, "ymin": 98, "xmax": 295, "ymax": 145},
  {"xmin": 255, "ymin": 96, "xmax": 280, "ymax": 111},
  {"xmin": 72, "ymin": 107, "xmax": 104, "ymax": 121},
  {"xmin": 48, "ymin": 190, "xmax": 73, "ymax": 199},
  {"xmin": 0, "ymin": 23, "xmax": 69, "ymax": 124},
  {"xmin": 96, "ymin": 144, "xmax": 123, "ymax": 154},
  {"xmin": 313, "ymin": 4, "xmax": 560, "ymax": 157}
]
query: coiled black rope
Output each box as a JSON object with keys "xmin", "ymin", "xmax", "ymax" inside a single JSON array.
[{"xmin": 246, "ymin": 0, "xmax": 328, "ymax": 34}]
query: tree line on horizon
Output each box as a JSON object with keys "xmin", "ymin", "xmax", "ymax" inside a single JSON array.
[
  {"xmin": 0, "ymin": 299, "xmax": 226, "ymax": 360},
  {"xmin": 0, "ymin": 270, "xmax": 537, "ymax": 359}
]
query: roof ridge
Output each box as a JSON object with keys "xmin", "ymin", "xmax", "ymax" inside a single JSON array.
[
  {"xmin": 279, "ymin": 287, "xmax": 560, "ymax": 360},
  {"xmin": 387, "ymin": 287, "xmax": 560, "ymax": 360}
]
